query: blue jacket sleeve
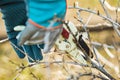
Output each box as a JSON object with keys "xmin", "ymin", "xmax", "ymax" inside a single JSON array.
[{"xmin": 27, "ymin": 0, "xmax": 67, "ymax": 29}]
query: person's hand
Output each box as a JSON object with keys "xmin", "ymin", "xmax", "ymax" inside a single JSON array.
[
  {"xmin": 16, "ymin": 20, "xmax": 63, "ymax": 53},
  {"xmin": 16, "ymin": 0, "xmax": 66, "ymax": 53}
]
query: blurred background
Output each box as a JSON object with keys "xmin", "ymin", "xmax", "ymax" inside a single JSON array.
[{"xmin": 0, "ymin": 0, "xmax": 120, "ymax": 80}]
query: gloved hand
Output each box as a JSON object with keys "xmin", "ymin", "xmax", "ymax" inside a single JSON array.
[
  {"xmin": 17, "ymin": 0, "xmax": 66, "ymax": 53},
  {"xmin": 17, "ymin": 20, "xmax": 63, "ymax": 53},
  {"xmin": 0, "ymin": 1, "xmax": 43, "ymax": 63}
]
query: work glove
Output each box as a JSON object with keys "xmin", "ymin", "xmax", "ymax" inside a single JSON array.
[
  {"xmin": 17, "ymin": 20, "xmax": 63, "ymax": 53},
  {"xmin": 0, "ymin": 1, "xmax": 43, "ymax": 63}
]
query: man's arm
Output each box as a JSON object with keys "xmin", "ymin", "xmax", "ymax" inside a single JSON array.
[
  {"xmin": 17, "ymin": 0, "xmax": 67, "ymax": 53},
  {"xmin": 0, "ymin": 0, "xmax": 43, "ymax": 63}
]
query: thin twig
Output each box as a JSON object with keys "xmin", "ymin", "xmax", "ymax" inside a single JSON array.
[
  {"xmin": 99, "ymin": 0, "xmax": 120, "ymax": 36},
  {"xmin": 68, "ymin": 6, "xmax": 120, "ymax": 27},
  {"xmin": 78, "ymin": 72, "xmax": 109, "ymax": 80},
  {"xmin": 0, "ymin": 38, "xmax": 8, "ymax": 43}
]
